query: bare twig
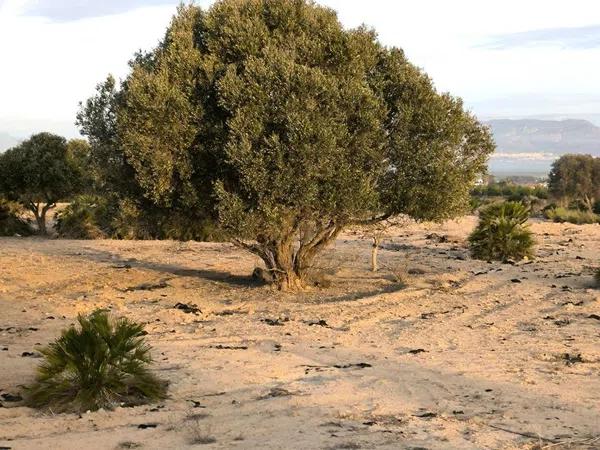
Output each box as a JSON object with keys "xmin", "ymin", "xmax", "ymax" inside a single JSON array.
[{"xmin": 486, "ymin": 423, "xmax": 559, "ymax": 444}]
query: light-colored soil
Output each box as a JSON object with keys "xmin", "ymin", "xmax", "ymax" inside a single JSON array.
[{"xmin": 1, "ymin": 217, "xmax": 599, "ymax": 450}]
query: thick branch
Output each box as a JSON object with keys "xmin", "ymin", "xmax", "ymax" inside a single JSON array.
[{"xmin": 348, "ymin": 213, "xmax": 392, "ymax": 227}]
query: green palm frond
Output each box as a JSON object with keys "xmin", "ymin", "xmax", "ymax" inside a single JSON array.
[
  {"xmin": 25, "ymin": 310, "xmax": 167, "ymax": 413},
  {"xmin": 469, "ymin": 201, "xmax": 535, "ymax": 261}
]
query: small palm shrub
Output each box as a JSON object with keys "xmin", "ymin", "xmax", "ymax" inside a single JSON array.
[
  {"xmin": 469, "ymin": 201, "xmax": 535, "ymax": 261},
  {"xmin": 55, "ymin": 195, "xmax": 109, "ymax": 239},
  {"xmin": 25, "ymin": 310, "xmax": 167, "ymax": 413}
]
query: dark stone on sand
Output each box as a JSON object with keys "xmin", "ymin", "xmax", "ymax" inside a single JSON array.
[
  {"xmin": 408, "ymin": 349, "xmax": 427, "ymax": 355},
  {"xmin": 174, "ymin": 302, "xmax": 201, "ymax": 315},
  {"xmin": 333, "ymin": 363, "xmax": 372, "ymax": 369},
  {"xmin": 413, "ymin": 412, "xmax": 437, "ymax": 418}
]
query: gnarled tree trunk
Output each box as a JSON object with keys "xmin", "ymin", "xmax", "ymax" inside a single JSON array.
[
  {"xmin": 28, "ymin": 201, "xmax": 55, "ymax": 236},
  {"xmin": 234, "ymin": 220, "xmax": 342, "ymax": 291}
]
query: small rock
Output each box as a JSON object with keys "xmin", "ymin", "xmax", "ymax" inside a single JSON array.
[
  {"xmin": 408, "ymin": 349, "xmax": 427, "ymax": 355},
  {"xmin": 262, "ymin": 317, "xmax": 289, "ymax": 326},
  {"xmin": 413, "ymin": 411, "xmax": 437, "ymax": 418},
  {"xmin": 333, "ymin": 362, "xmax": 372, "ymax": 369},
  {"xmin": 174, "ymin": 302, "xmax": 201, "ymax": 315}
]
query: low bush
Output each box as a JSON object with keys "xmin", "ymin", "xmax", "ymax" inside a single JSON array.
[
  {"xmin": 55, "ymin": 196, "xmax": 224, "ymax": 241},
  {"xmin": 54, "ymin": 195, "xmax": 109, "ymax": 239},
  {"xmin": 471, "ymin": 182, "xmax": 548, "ymax": 201},
  {"xmin": 469, "ymin": 201, "xmax": 535, "ymax": 261},
  {"xmin": 111, "ymin": 199, "xmax": 224, "ymax": 241},
  {"xmin": 25, "ymin": 310, "xmax": 167, "ymax": 413},
  {"xmin": 0, "ymin": 197, "xmax": 33, "ymax": 236},
  {"xmin": 543, "ymin": 207, "xmax": 600, "ymax": 224}
]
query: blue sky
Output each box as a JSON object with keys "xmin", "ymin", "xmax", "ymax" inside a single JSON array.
[{"xmin": 1, "ymin": 0, "xmax": 600, "ymax": 138}]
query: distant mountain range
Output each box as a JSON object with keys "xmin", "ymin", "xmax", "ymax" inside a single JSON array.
[
  {"xmin": 486, "ymin": 119, "xmax": 600, "ymax": 154},
  {"xmin": 2, "ymin": 119, "xmax": 599, "ymax": 175},
  {"xmin": 485, "ymin": 119, "xmax": 600, "ymax": 175}
]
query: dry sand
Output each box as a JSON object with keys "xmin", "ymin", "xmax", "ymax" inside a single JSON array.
[{"xmin": 0, "ymin": 217, "xmax": 599, "ymax": 449}]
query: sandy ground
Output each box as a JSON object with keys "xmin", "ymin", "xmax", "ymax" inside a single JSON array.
[{"xmin": 0, "ymin": 217, "xmax": 599, "ymax": 450}]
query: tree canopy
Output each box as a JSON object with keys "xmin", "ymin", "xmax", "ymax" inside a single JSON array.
[
  {"xmin": 78, "ymin": 0, "xmax": 494, "ymax": 289},
  {"xmin": 548, "ymin": 154, "xmax": 600, "ymax": 211},
  {"xmin": 0, "ymin": 132, "xmax": 83, "ymax": 234}
]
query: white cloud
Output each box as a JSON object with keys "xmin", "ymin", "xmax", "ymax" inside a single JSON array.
[
  {"xmin": 0, "ymin": 0, "xmax": 176, "ymax": 137},
  {"xmin": 1, "ymin": 0, "xmax": 600, "ymax": 137}
]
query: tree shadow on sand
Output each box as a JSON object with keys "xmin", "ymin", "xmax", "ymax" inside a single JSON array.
[{"xmin": 46, "ymin": 247, "xmax": 265, "ymax": 288}]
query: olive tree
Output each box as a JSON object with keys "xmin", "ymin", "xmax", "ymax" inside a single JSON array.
[
  {"xmin": 80, "ymin": 1, "xmax": 494, "ymax": 289},
  {"xmin": 548, "ymin": 154, "xmax": 600, "ymax": 211},
  {"xmin": 0, "ymin": 133, "xmax": 82, "ymax": 234}
]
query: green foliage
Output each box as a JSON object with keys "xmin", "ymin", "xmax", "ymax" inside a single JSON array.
[
  {"xmin": 79, "ymin": 0, "xmax": 494, "ymax": 288},
  {"xmin": 0, "ymin": 197, "xmax": 33, "ymax": 236},
  {"xmin": 472, "ymin": 181, "xmax": 548, "ymax": 201},
  {"xmin": 548, "ymin": 154, "xmax": 600, "ymax": 211},
  {"xmin": 76, "ymin": 76, "xmax": 137, "ymax": 197},
  {"xmin": 469, "ymin": 201, "xmax": 535, "ymax": 261},
  {"xmin": 109, "ymin": 198, "xmax": 223, "ymax": 241},
  {"xmin": 66, "ymin": 139, "xmax": 94, "ymax": 194},
  {"xmin": 54, "ymin": 195, "xmax": 109, "ymax": 239},
  {"xmin": 25, "ymin": 310, "xmax": 167, "ymax": 413},
  {"xmin": 543, "ymin": 207, "xmax": 600, "ymax": 224},
  {"xmin": 55, "ymin": 195, "xmax": 223, "ymax": 241},
  {"xmin": 0, "ymin": 133, "xmax": 83, "ymax": 234},
  {"xmin": 374, "ymin": 49, "xmax": 495, "ymax": 222}
]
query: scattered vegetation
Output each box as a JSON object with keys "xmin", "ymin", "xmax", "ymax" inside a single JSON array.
[
  {"xmin": 543, "ymin": 207, "xmax": 600, "ymax": 224},
  {"xmin": 472, "ymin": 181, "xmax": 548, "ymax": 201},
  {"xmin": 25, "ymin": 310, "xmax": 167, "ymax": 413},
  {"xmin": 470, "ymin": 181, "xmax": 549, "ymax": 217},
  {"xmin": 187, "ymin": 417, "xmax": 217, "ymax": 446},
  {"xmin": 0, "ymin": 197, "xmax": 33, "ymax": 236},
  {"xmin": 469, "ymin": 201, "xmax": 535, "ymax": 261}
]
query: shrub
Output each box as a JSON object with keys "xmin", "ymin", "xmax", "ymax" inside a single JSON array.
[
  {"xmin": 471, "ymin": 182, "xmax": 549, "ymax": 201},
  {"xmin": 543, "ymin": 207, "xmax": 600, "ymax": 224},
  {"xmin": 25, "ymin": 310, "xmax": 167, "ymax": 413},
  {"xmin": 469, "ymin": 201, "xmax": 535, "ymax": 261},
  {"xmin": 54, "ymin": 195, "xmax": 109, "ymax": 239},
  {"xmin": 0, "ymin": 197, "xmax": 33, "ymax": 236},
  {"xmin": 80, "ymin": 1, "xmax": 494, "ymax": 290},
  {"xmin": 56, "ymin": 196, "xmax": 226, "ymax": 241},
  {"xmin": 110, "ymin": 199, "xmax": 224, "ymax": 241}
]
